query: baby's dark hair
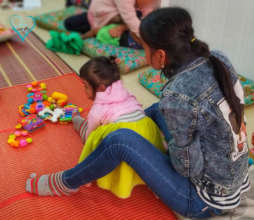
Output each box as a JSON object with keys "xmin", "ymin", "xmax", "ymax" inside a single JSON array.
[
  {"xmin": 140, "ymin": 7, "xmax": 244, "ymax": 133},
  {"xmin": 79, "ymin": 56, "xmax": 120, "ymax": 93}
]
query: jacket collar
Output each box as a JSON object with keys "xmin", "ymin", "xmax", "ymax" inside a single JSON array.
[{"xmin": 161, "ymin": 56, "xmax": 209, "ymax": 94}]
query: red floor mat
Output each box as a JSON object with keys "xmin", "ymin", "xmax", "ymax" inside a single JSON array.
[{"xmin": 0, "ymin": 74, "xmax": 177, "ymax": 220}]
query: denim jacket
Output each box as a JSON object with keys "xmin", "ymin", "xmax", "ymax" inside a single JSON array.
[{"xmin": 159, "ymin": 50, "xmax": 249, "ymax": 197}]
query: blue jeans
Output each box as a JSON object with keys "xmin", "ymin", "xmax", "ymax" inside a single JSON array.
[
  {"xmin": 64, "ymin": 12, "xmax": 91, "ymax": 33},
  {"xmin": 62, "ymin": 104, "xmax": 223, "ymax": 218}
]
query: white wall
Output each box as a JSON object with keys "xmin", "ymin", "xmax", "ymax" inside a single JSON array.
[
  {"xmin": 161, "ymin": 0, "xmax": 170, "ymax": 7},
  {"xmin": 166, "ymin": 0, "xmax": 254, "ymax": 80}
]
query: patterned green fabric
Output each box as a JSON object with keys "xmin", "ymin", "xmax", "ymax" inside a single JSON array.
[
  {"xmin": 239, "ymin": 75, "xmax": 254, "ymax": 105},
  {"xmin": 138, "ymin": 68, "xmax": 254, "ymax": 106},
  {"xmin": 138, "ymin": 69, "xmax": 167, "ymax": 98},
  {"xmin": 35, "ymin": 6, "xmax": 86, "ymax": 32},
  {"xmin": 83, "ymin": 38, "xmax": 147, "ymax": 74}
]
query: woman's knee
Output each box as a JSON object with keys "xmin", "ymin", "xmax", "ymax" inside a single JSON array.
[
  {"xmin": 64, "ymin": 13, "xmax": 90, "ymax": 32},
  {"xmin": 145, "ymin": 103, "xmax": 159, "ymax": 116},
  {"xmin": 101, "ymin": 129, "xmax": 152, "ymax": 155},
  {"xmin": 103, "ymin": 129, "xmax": 143, "ymax": 146}
]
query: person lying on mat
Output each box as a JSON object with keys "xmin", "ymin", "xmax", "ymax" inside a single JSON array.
[
  {"xmin": 64, "ymin": 0, "xmax": 160, "ymax": 49},
  {"xmin": 26, "ymin": 7, "xmax": 250, "ymax": 219},
  {"xmin": 26, "ymin": 55, "xmax": 166, "ymax": 198}
]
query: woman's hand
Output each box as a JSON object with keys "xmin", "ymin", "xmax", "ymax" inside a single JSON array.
[
  {"xmin": 80, "ymin": 28, "xmax": 99, "ymax": 39},
  {"xmin": 109, "ymin": 24, "xmax": 127, "ymax": 38}
]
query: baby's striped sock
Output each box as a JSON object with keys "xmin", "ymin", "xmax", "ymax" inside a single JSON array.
[
  {"xmin": 72, "ymin": 115, "xmax": 88, "ymax": 143},
  {"xmin": 25, "ymin": 172, "xmax": 79, "ymax": 196}
]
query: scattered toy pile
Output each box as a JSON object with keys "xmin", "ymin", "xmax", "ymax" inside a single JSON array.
[{"xmin": 8, "ymin": 81, "xmax": 83, "ymax": 148}]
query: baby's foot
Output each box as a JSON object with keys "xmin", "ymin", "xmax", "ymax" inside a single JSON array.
[{"xmin": 26, "ymin": 172, "xmax": 79, "ymax": 196}]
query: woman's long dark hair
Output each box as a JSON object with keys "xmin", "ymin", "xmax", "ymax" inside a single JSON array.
[{"xmin": 140, "ymin": 7, "xmax": 243, "ymax": 132}]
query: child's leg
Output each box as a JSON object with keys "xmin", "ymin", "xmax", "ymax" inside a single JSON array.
[{"xmin": 64, "ymin": 12, "xmax": 90, "ymax": 33}]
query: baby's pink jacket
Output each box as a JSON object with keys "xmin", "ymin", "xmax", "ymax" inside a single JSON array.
[
  {"xmin": 87, "ymin": 0, "xmax": 161, "ymax": 36},
  {"xmin": 86, "ymin": 80, "xmax": 144, "ymax": 138}
]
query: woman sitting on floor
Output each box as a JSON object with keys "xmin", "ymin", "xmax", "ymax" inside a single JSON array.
[
  {"xmin": 64, "ymin": 0, "xmax": 160, "ymax": 48},
  {"xmin": 26, "ymin": 7, "xmax": 250, "ymax": 219}
]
